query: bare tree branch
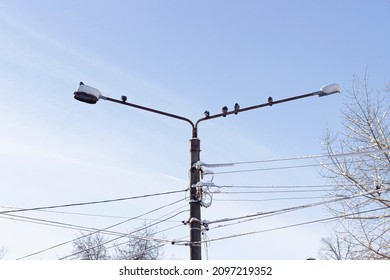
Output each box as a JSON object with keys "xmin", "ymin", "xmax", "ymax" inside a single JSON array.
[
  {"xmin": 67, "ymin": 223, "xmax": 163, "ymax": 260},
  {"xmin": 0, "ymin": 246, "xmax": 6, "ymax": 259},
  {"xmin": 320, "ymin": 74, "xmax": 390, "ymax": 260}
]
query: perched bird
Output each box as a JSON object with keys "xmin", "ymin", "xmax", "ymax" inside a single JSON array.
[
  {"xmin": 375, "ymin": 184, "xmax": 381, "ymax": 196},
  {"xmin": 121, "ymin": 95, "xmax": 127, "ymax": 102},
  {"xmin": 268, "ymin": 96, "xmax": 273, "ymax": 106},
  {"xmin": 79, "ymin": 81, "xmax": 84, "ymax": 86},
  {"xmin": 222, "ymin": 106, "xmax": 228, "ymax": 117},
  {"xmin": 204, "ymin": 110, "xmax": 210, "ymax": 118},
  {"xmin": 234, "ymin": 103, "xmax": 240, "ymax": 115}
]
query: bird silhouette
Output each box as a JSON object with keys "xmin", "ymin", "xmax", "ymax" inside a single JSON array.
[
  {"xmin": 268, "ymin": 96, "xmax": 273, "ymax": 106},
  {"xmin": 204, "ymin": 110, "xmax": 210, "ymax": 118},
  {"xmin": 375, "ymin": 184, "xmax": 381, "ymax": 196},
  {"xmin": 222, "ymin": 106, "xmax": 228, "ymax": 117},
  {"xmin": 234, "ymin": 103, "xmax": 240, "ymax": 114}
]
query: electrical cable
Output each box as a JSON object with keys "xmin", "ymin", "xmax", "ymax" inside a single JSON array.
[
  {"xmin": 212, "ymin": 197, "xmax": 390, "ymax": 230},
  {"xmin": 215, "ymin": 184, "xmax": 345, "ymax": 189},
  {"xmin": 59, "ymin": 209, "xmax": 188, "ymax": 260},
  {"xmin": 16, "ymin": 198, "xmax": 186, "ymax": 259},
  {"xmin": 17, "ymin": 203, "xmax": 187, "ymax": 260},
  {"xmin": 212, "ymin": 163, "xmax": 320, "ymax": 175},
  {"xmin": 201, "ymin": 149, "xmax": 390, "ymax": 175},
  {"xmin": 57, "ymin": 203, "xmax": 190, "ymax": 260},
  {"xmin": 202, "ymin": 148, "xmax": 390, "ymax": 167},
  {"xmin": 200, "ymin": 206, "xmax": 390, "ymax": 245},
  {"xmin": 206, "ymin": 187, "xmax": 390, "ymax": 226},
  {"xmin": 107, "ymin": 223, "xmax": 184, "ymax": 251},
  {"xmin": 0, "ymin": 205, "xmax": 181, "ymax": 221},
  {"xmin": 0, "ymin": 214, "xmax": 97, "ymax": 233},
  {"xmin": 217, "ymin": 189, "xmax": 329, "ymax": 194},
  {"xmin": 0, "ymin": 189, "xmax": 187, "ymax": 215},
  {"xmin": 213, "ymin": 196, "xmax": 330, "ymax": 202}
]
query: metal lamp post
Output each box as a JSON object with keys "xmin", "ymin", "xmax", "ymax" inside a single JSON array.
[{"xmin": 74, "ymin": 82, "xmax": 341, "ymax": 260}]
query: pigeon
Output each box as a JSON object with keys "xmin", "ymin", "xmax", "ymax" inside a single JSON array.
[
  {"xmin": 268, "ymin": 96, "xmax": 273, "ymax": 106},
  {"xmin": 234, "ymin": 103, "xmax": 240, "ymax": 114},
  {"xmin": 121, "ymin": 95, "xmax": 127, "ymax": 102},
  {"xmin": 375, "ymin": 184, "xmax": 381, "ymax": 196},
  {"xmin": 222, "ymin": 106, "xmax": 228, "ymax": 117}
]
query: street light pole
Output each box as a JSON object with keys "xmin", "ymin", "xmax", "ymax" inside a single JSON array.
[
  {"xmin": 74, "ymin": 82, "xmax": 341, "ymax": 260},
  {"xmin": 189, "ymin": 136, "xmax": 202, "ymax": 260}
]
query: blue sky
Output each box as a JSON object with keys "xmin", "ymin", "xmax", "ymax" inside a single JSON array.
[{"xmin": 0, "ymin": 0, "xmax": 389, "ymax": 260}]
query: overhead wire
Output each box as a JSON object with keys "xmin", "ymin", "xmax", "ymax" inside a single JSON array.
[
  {"xmin": 106, "ymin": 223, "xmax": 184, "ymax": 251},
  {"xmin": 0, "ymin": 213, "xmax": 96, "ymax": 233},
  {"xmin": 209, "ymin": 184, "xmax": 341, "ymax": 202},
  {"xmin": 203, "ymin": 148, "xmax": 390, "ymax": 168},
  {"xmin": 59, "ymin": 209, "xmax": 188, "ymax": 260},
  {"xmin": 211, "ymin": 160, "xmax": 380, "ymax": 175},
  {"xmin": 212, "ymin": 163, "xmax": 321, "ymax": 175},
  {"xmin": 16, "ymin": 198, "xmax": 186, "ymax": 259},
  {"xmin": 11, "ymin": 149, "xmax": 390, "ymax": 258},
  {"xmin": 217, "ymin": 189, "xmax": 330, "ymax": 194},
  {"xmin": 213, "ymin": 196, "xmax": 330, "ymax": 202},
  {"xmin": 202, "ymin": 149, "xmax": 390, "ymax": 175},
  {"xmin": 65, "ymin": 221, "xmax": 186, "ymax": 260},
  {"xmin": 0, "ymin": 205, "xmax": 180, "ymax": 221},
  {"xmin": 20, "ymin": 208, "xmax": 187, "ymax": 260},
  {"xmin": 199, "ymin": 206, "xmax": 390, "ymax": 245},
  {"xmin": 207, "ymin": 184, "xmax": 335, "ymax": 202},
  {"xmin": 215, "ymin": 184, "xmax": 342, "ymax": 189},
  {"xmin": 0, "ymin": 189, "xmax": 187, "ymax": 215},
  {"xmin": 206, "ymin": 187, "xmax": 390, "ymax": 226}
]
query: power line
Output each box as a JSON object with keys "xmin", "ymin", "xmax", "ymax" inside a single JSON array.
[
  {"xmin": 212, "ymin": 163, "xmax": 320, "ymax": 175},
  {"xmin": 206, "ymin": 187, "xmax": 390, "ymax": 226},
  {"xmin": 217, "ymin": 189, "xmax": 329, "ymax": 194},
  {"xmin": 200, "ymin": 207, "xmax": 390, "ymax": 245},
  {"xmin": 107, "ymin": 223, "xmax": 184, "ymax": 251},
  {"xmin": 16, "ymin": 198, "xmax": 186, "ymax": 259},
  {"xmin": 213, "ymin": 196, "xmax": 330, "ymax": 202},
  {"xmin": 0, "ymin": 214, "xmax": 96, "ymax": 233},
  {"xmin": 203, "ymin": 148, "xmax": 390, "ymax": 167},
  {"xmin": 211, "ymin": 159, "xmax": 383, "ymax": 175},
  {"xmin": 217, "ymin": 184, "xmax": 341, "ymax": 189},
  {"xmin": 201, "ymin": 149, "xmax": 390, "ymax": 175},
  {"xmin": 0, "ymin": 189, "xmax": 187, "ymax": 215},
  {"xmin": 0, "ymin": 205, "xmax": 183, "ymax": 222},
  {"xmin": 59, "ymin": 210, "xmax": 188, "ymax": 260},
  {"xmin": 203, "ymin": 154, "xmax": 325, "ymax": 166}
]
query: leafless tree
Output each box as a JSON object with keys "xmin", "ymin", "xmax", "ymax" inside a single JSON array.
[
  {"xmin": 72, "ymin": 232, "xmax": 110, "ymax": 260},
  {"xmin": 115, "ymin": 225, "xmax": 163, "ymax": 260},
  {"xmin": 319, "ymin": 233, "xmax": 359, "ymax": 260},
  {"xmin": 320, "ymin": 75, "xmax": 390, "ymax": 259},
  {"xmin": 68, "ymin": 224, "xmax": 163, "ymax": 260}
]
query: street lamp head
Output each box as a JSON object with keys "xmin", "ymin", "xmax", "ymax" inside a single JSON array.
[
  {"xmin": 74, "ymin": 82, "xmax": 102, "ymax": 104},
  {"xmin": 317, "ymin": 83, "xmax": 341, "ymax": 97}
]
